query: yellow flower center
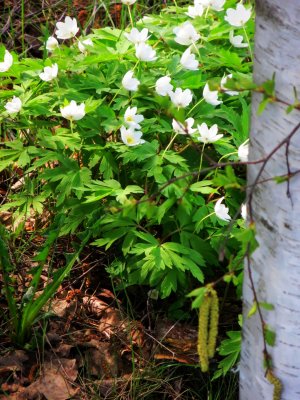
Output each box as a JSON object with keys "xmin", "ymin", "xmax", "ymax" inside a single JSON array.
[{"xmin": 127, "ymin": 136, "xmax": 134, "ymax": 144}]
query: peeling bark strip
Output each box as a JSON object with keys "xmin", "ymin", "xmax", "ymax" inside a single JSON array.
[{"xmin": 240, "ymin": 1, "xmax": 300, "ymax": 400}]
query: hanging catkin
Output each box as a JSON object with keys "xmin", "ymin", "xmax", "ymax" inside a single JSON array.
[
  {"xmin": 197, "ymin": 286, "xmax": 219, "ymax": 372},
  {"xmin": 197, "ymin": 292, "xmax": 211, "ymax": 372},
  {"xmin": 207, "ymin": 287, "xmax": 219, "ymax": 359},
  {"xmin": 266, "ymin": 370, "xmax": 282, "ymax": 400}
]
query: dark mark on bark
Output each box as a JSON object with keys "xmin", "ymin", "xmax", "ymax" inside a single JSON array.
[
  {"xmin": 259, "ymin": 216, "xmax": 275, "ymax": 232},
  {"xmin": 256, "ymin": 0, "xmax": 290, "ymax": 27}
]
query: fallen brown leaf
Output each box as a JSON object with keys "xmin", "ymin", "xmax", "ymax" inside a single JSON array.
[{"xmin": 23, "ymin": 358, "xmax": 78, "ymax": 400}]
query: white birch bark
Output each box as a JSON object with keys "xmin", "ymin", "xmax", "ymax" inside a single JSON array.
[{"xmin": 239, "ymin": 1, "xmax": 300, "ymax": 399}]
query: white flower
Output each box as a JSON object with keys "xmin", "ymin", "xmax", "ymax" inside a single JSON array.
[
  {"xmin": 169, "ymin": 88, "xmax": 193, "ymax": 108},
  {"xmin": 0, "ymin": 49, "xmax": 13, "ymax": 73},
  {"xmin": 121, "ymin": 0, "xmax": 137, "ymax": 4},
  {"xmin": 55, "ymin": 16, "xmax": 79, "ymax": 39},
  {"xmin": 194, "ymin": 0, "xmax": 211, "ymax": 7},
  {"xmin": 203, "ymin": 83, "xmax": 222, "ymax": 106},
  {"xmin": 229, "ymin": 30, "xmax": 248, "ymax": 48},
  {"xmin": 220, "ymin": 74, "xmax": 239, "ymax": 96},
  {"xmin": 196, "ymin": 123, "xmax": 223, "ymax": 143},
  {"xmin": 186, "ymin": 4, "xmax": 204, "ymax": 18},
  {"xmin": 5, "ymin": 96, "xmax": 22, "ymax": 114},
  {"xmin": 155, "ymin": 76, "xmax": 173, "ymax": 96},
  {"xmin": 214, "ymin": 197, "xmax": 231, "ymax": 222},
  {"xmin": 120, "ymin": 126, "xmax": 145, "ymax": 146},
  {"xmin": 122, "ymin": 70, "xmax": 140, "ymax": 91},
  {"xmin": 60, "ymin": 100, "xmax": 85, "ymax": 121},
  {"xmin": 39, "ymin": 63, "xmax": 58, "ymax": 82},
  {"xmin": 46, "ymin": 36, "xmax": 59, "ymax": 52},
  {"xmin": 225, "ymin": 4, "xmax": 251, "ymax": 27},
  {"xmin": 241, "ymin": 203, "xmax": 247, "ymax": 220},
  {"xmin": 78, "ymin": 38, "xmax": 93, "ymax": 53},
  {"xmin": 124, "ymin": 28, "xmax": 149, "ymax": 45},
  {"xmin": 210, "ymin": 0, "xmax": 226, "ymax": 12},
  {"xmin": 173, "ymin": 22, "xmax": 200, "ymax": 46},
  {"xmin": 238, "ymin": 142, "xmax": 249, "ymax": 162},
  {"xmin": 124, "ymin": 106, "xmax": 144, "ymax": 129},
  {"xmin": 180, "ymin": 47, "xmax": 198, "ymax": 70},
  {"xmin": 172, "ymin": 118, "xmax": 196, "ymax": 135},
  {"xmin": 135, "ymin": 43, "xmax": 157, "ymax": 62}
]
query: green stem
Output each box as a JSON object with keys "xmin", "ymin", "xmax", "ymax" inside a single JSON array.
[
  {"xmin": 243, "ymin": 26, "xmax": 253, "ymax": 61},
  {"xmin": 198, "ymin": 143, "xmax": 205, "ymax": 180},
  {"xmin": 54, "ymin": 79, "xmax": 61, "ymax": 100},
  {"xmin": 188, "ymin": 98, "xmax": 204, "ymax": 116},
  {"xmin": 205, "ymin": 6, "xmax": 210, "ymax": 19},
  {"xmin": 70, "ymin": 119, "xmax": 74, "ymax": 135},
  {"xmin": 218, "ymin": 151, "xmax": 238, "ymax": 163},
  {"xmin": 127, "ymin": 5, "xmax": 134, "ymax": 28},
  {"xmin": 161, "ymin": 133, "xmax": 178, "ymax": 159},
  {"xmin": 194, "ymin": 211, "xmax": 215, "ymax": 233},
  {"xmin": 192, "ymin": 41, "xmax": 201, "ymax": 58}
]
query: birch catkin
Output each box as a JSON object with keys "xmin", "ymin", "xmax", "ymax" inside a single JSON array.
[
  {"xmin": 266, "ymin": 370, "xmax": 282, "ymax": 400},
  {"xmin": 197, "ymin": 293, "xmax": 211, "ymax": 372},
  {"xmin": 197, "ymin": 286, "xmax": 219, "ymax": 372},
  {"xmin": 207, "ymin": 287, "xmax": 219, "ymax": 359}
]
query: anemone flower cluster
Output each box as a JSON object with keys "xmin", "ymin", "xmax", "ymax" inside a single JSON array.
[
  {"xmin": 124, "ymin": 27, "xmax": 157, "ymax": 62},
  {"xmin": 173, "ymin": 21, "xmax": 200, "ymax": 46},
  {"xmin": 225, "ymin": 4, "xmax": 252, "ymax": 27},
  {"xmin": 172, "ymin": 118, "xmax": 196, "ymax": 135},
  {"xmin": 155, "ymin": 75, "xmax": 193, "ymax": 108},
  {"xmin": 186, "ymin": 0, "xmax": 226, "ymax": 18},
  {"xmin": 203, "ymin": 83, "xmax": 222, "ymax": 106},
  {"xmin": 60, "ymin": 100, "xmax": 85, "ymax": 121},
  {"xmin": 5, "ymin": 96, "xmax": 22, "ymax": 114},
  {"xmin": 46, "ymin": 16, "xmax": 93, "ymax": 56},
  {"xmin": 39, "ymin": 64, "xmax": 58, "ymax": 82},
  {"xmin": 122, "ymin": 70, "xmax": 140, "ymax": 92},
  {"xmin": 120, "ymin": 106, "xmax": 145, "ymax": 146}
]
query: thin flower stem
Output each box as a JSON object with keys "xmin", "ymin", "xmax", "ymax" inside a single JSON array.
[
  {"xmin": 192, "ymin": 41, "xmax": 201, "ymax": 58},
  {"xmin": 194, "ymin": 211, "xmax": 215, "ymax": 233},
  {"xmin": 162, "ymin": 133, "xmax": 178, "ymax": 159},
  {"xmin": 198, "ymin": 143, "xmax": 205, "ymax": 180},
  {"xmin": 243, "ymin": 25, "xmax": 253, "ymax": 61},
  {"xmin": 127, "ymin": 5, "xmax": 134, "ymax": 28},
  {"xmin": 70, "ymin": 119, "xmax": 74, "ymax": 135},
  {"xmin": 54, "ymin": 78, "xmax": 61, "ymax": 100},
  {"xmin": 218, "ymin": 151, "xmax": 238, "ymax": 163},
  {"xmin": 174, "ymin": 0, "xmax": 179, "ymax": 14},
  {"xmin": 205, "ymin": 6, "xmax": 210, "ymax": 19},
  {"xmin": 188, "ymin": 98, "xmax": 204, "ymax": 116}
]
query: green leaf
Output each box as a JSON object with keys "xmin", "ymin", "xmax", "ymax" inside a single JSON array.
[
  {"xmin": 212, "ymin": 330, "xmax": 241, "ymax": 380},
  {"xmin": 264, "ymin": 326, "xmax": 276, "ymax": 347},
  {"xmin": 259, "ymin": 302, "xmax": 275, "ymax": 311},
  {"xmin": 247, "ymin": 301, "xmax": 257, "ymax": 318},
  {"xmin": 262, "ymin": 75, "xmax": 275, "ymax": 96},
  {"xmin": 257, "ymin": 97, "xmax": 271, "ymax": 115},
  {"xmin": 188, "ymin": 287, "xmax": 207, "ymax": 309}
]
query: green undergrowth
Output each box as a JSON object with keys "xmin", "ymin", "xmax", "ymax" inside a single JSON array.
[{"xmin": 0, "ymin": 0, "xmax": 254, "ymax": 397}]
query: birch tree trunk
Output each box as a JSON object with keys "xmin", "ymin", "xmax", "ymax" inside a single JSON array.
[{"xmin": 239, "ymin": 1, "xmax": 300, "ymax": 399}]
